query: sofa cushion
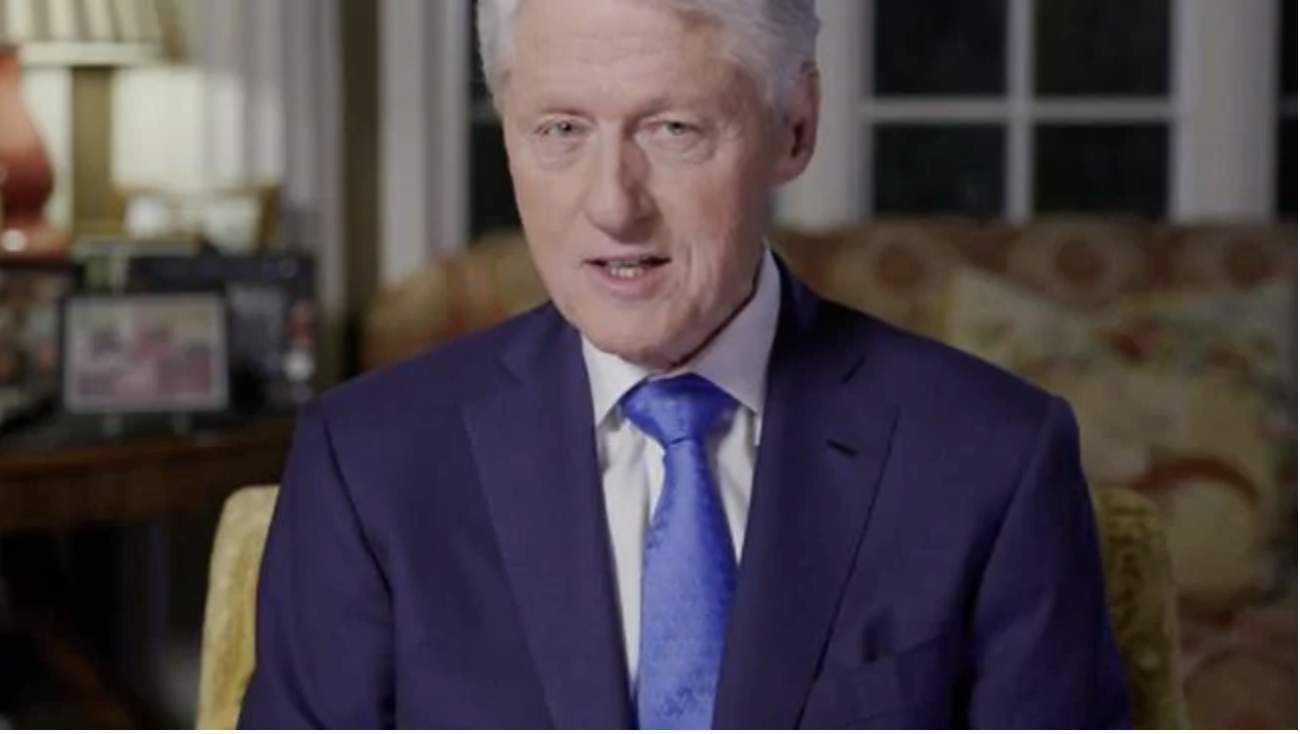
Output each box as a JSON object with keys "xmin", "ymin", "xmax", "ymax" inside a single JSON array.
[{"xmin": 940, "ymin": 265, "xmax": 1285, "ymax": 613}]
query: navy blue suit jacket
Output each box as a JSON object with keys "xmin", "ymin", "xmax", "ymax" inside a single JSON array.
[{"xmin": 238, "ymin": 266, "xmax": 1132, "ymax": 728}]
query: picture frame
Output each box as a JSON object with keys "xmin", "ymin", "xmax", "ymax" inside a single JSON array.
[
  {"xmin": 107, "ymin": 184, "xmax": 281, "ymax": 253},
  {"xmin": 0, "ymin": 260, "xmax": 84, "ymax": 426},
  {"xmin": 124, "ymin": 252, "xmax": 317, "ymax": 409},
  {"xmin": 60, "ymin": 292, "xmax": 230, "ymax": 416}
]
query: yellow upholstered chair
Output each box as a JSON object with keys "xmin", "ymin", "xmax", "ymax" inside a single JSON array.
[
  {"xmin": 196, "ymin": 484, "xmax": 1187, "ymax": 729},
  {"xmin": 196, "ymin": 485, "xmax": 279, "ymax": 730}
]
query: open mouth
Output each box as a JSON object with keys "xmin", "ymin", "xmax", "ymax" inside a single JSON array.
[{"xmin": 587, "ymin": 256, "xmax": 671, "ymax": 280}]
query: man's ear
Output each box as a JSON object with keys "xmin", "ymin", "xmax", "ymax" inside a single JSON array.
[{"xmin": 770, "ymin": 62, "xmax": 821, "ymax": 186}]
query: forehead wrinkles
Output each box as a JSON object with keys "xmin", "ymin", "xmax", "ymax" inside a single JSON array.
[{"xmin": 510, "ymin": 3, "xmax": 730, "ymax": 100}]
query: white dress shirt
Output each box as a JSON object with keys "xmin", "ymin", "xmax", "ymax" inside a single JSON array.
[{"xmin": 580, "ymin": 248, "xmax": 782, "ymax": 684}]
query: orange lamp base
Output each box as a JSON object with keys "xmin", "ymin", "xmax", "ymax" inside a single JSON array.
[{"xmin": 0, "ymin": 45, "xmax": 68, "ymax": 261}]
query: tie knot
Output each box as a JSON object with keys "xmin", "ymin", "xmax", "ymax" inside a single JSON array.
[{"xmin": 620, "ymin": 374, "xmax": 734, "ymax": 448}]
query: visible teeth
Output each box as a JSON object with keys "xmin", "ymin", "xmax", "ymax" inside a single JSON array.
[
  {"xmin": 607, "ymin": 263, "xmax": 647, "ymax": 279},
  {"xmin": 598, "ymin": 256, "xmax": 663, "ymax": 279}
]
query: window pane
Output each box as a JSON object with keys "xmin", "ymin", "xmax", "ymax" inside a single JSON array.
[
  {"xmin": 471, "ymin": 123, "xmax": 521, "ymax": 240},
  {"xmin": 1279, "ymin": 119, "xmax": 1296, "ymax": 217},
  {"xmin": 873, "ymin": 0, "xmax": 1006, "ymax": 95},
  {"xmin": 872, "ymin": 125, "xmax": 1005, "ymax": 216},
  {"xmin": 1034, "ymin": 124, "xmax": 1168, "ymax": 217},
  {"xmin": 1035, "ymin": 0, "xmax": 1170, "ymax": 96}
]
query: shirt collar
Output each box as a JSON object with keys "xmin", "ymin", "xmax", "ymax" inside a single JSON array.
[{"xmin": 582, "ymin": 246, "xmax": 782, "ymax": 426}]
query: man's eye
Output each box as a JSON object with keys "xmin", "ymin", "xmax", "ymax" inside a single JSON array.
[
  {"xmin": 541, "ymin": 120, "xmax": 582, "ymax": 137},
  {"xmin": 660, "ymin": 121, "xmax": 694, "ymax": 137}
]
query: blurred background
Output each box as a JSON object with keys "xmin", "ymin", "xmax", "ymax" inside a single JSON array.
[{"xmin": 0, "ymin": 0, "xmax": 1293, "ymax": 728}]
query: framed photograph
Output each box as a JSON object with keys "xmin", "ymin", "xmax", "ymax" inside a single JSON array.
[
  {"xmin": 125, "ymin": 252, "xmax": 317, "ymax": 408},
  {"xmin": 0, "ymin": 261, "xmax": 84, "ymax": 425},
  {"xmin": 61, "ymin": 293, "xmax": 230, "ymax": 415}
]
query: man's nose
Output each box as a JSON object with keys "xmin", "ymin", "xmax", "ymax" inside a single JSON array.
[{"xmin": 583, "ymin": 136, "xmax": 654, "ymax": 239}]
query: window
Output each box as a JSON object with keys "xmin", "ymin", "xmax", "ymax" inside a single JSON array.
[
  {"xmin": 787, "ymin": 0, "xmax": 1285, "ymax": 227},
  {"xmin": 864, "ymin": 0, "xmax": 1172, "ymax": 219}
]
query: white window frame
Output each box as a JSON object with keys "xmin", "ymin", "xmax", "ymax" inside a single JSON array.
[{"xmin": 778, "ymin": 0, "xmax": 1284, "ymax": 230}]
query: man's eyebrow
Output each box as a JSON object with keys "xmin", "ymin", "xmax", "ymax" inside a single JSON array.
[
  {"xmin": 530, "ymin": 104, "xmax": 588, "ymax": 118},
  {"xmin": 514, "ymin": 97, "xmax": 717, "ymax": 121}
]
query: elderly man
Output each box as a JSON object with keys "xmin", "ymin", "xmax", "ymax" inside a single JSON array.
[{"xmin": 239, "ymin": 0, "xmax": 1133, "ymax": 728}]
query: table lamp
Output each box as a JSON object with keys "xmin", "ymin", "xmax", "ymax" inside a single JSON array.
[{"xmin": 0, "ymin": 0, "xmax": 168, "ymax": 261}]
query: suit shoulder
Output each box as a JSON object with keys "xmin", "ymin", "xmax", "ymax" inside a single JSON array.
[{"xmin": 312, "ymin": 305, "xmax": 550, "ymax": 424}]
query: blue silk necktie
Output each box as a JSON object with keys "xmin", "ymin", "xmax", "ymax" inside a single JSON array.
[{"xmin": 621, "ymin": 374, "xmax": 737, "ymax": 730}]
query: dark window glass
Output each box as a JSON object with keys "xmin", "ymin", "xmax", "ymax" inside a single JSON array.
[
  {"xmin": 1036, "ymin": 0, "xmax": 1170, "ymax": 96},
  {"xmin": 873, "ymin": 125, "xmax": 1005, "ymax": 216},
  {"xmin": 1034, "ymin": 124, "xmax": 1168, "ymax": 217},
  {"xmin": 1279, "ymin": 119, "xmax": 1296, "ymax": 216},
  {"xmin": 873, "ymin": 0, "xmax": 1007, "ymax": 95},
  {"xmin": 471, "ymin": 123, "xmax": 520, "ymax": 240}
]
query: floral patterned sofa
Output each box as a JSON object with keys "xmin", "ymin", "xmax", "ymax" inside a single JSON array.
[{"xmin": 361, "ymin": 218, "xmax": 1296, "ymax": 729}]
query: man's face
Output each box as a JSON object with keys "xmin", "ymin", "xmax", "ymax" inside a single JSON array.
[{"xmin": 500, "ymin": 0, "xmax": 817, "ymax": 369}]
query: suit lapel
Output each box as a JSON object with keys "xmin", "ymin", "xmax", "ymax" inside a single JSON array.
[
  {"xmin": 713, "ymin": 271, "xmax": 900, "ymax": 729},
  {"xmin": 463, "ymin": 310, "xmax": 634, "ymax": 729}
]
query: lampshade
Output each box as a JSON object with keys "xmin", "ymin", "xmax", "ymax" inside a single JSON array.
[{"xmin": 0, "ymin": 0, "xmax": 168, "ymax": 67}]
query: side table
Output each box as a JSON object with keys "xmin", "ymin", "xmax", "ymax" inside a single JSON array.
[{"xmin": 0, "ymin": 411, "xmax": 295, "ymax": 727}]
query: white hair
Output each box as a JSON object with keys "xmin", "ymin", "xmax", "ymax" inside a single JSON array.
[{"xmin": 476, "ymin": 0, "xmax": 820, "ymax": 111}]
